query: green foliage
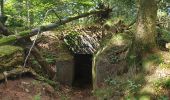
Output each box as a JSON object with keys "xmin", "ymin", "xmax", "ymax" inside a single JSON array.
[
  {"xmin": 155, "ymin": 78, "xmax": 170, "ymax": 89},
  {"xmin": 126, "ymin": 80, "xmax": 141, "ymax": 93},
  {"xmin": 31, "ymin": 59, "xmax": 39, "ymax": 65},
  {"xmin": 33, "ymin": 93, "xmax": 41, "ymax": 100},
  {"xmin": 102, "ymin": 0, "xmax": 137, "ymax": 23},
  {"xmin": 109, "ymin": 55, "xmax": 120, "ymax": 63},
  {"xmin": 5, "ymin": 0, "xmax": 57, "ymax": 27},
  {"xmin": 157, "ymin": 28, "xmax": 170, "ymax": 42},
  {"xmin": 157, "ymin": 95, "xmax": 169, "ymax": 100},
  {"xmin": 101, "ymin": 76, "xmax": 143, "ymax": 99},
  {"xmin": 64, "ymin": 31, "xmax": 80, "ymax": 51},
  {"xmin": 3, "ymin": 0, "xmax": 139, "ymax": 29},
  {"xmin": 104, "ymin": 77, "xmax": 117, "ymax": 85},
  {"xmin": 93, "ymin": 87, "xmax": 113, "ymax": 100},
  {"xmin": 142, "ymin": 54, "xmax": 163, "ymax": 66},
  {"xmin": 44, "ymin": 53, "xmax": 56, "ymax": 64},
  {"xmin": 4, "ymin": 0, "xmax": 97, "ymax": 28}
]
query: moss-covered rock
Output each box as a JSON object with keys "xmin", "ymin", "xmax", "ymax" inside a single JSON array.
[
  {"xmin": 0, "ymin": 45, "xmax": 24, "ymax": 72},
  {"xmin": 94, "ymin": 33, "xmax": 132, "ymax": 85}
]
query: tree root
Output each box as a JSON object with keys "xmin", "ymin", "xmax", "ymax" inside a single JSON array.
[{"xmin": 0, "ymin": 67, "xmax": 59, "ymax": 89}]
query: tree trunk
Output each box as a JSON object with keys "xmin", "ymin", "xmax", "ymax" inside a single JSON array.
[
  {"xmin": 136, "ymin": 0, "xmax": 157, "ymax": 52},
  {"xmin": 0, "ymin": 0, "xmax": 4, "ymax": 16}
]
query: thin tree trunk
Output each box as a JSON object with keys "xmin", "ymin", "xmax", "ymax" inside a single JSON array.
[{"xmin": 26, "ymin": 0, "xmax": 30, "ymax": 28}]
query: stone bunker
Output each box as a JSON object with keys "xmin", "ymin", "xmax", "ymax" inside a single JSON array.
[
  {"xmin": 56, "ymin": 32, "xmax": 99, "ymax": 88},
  {"xmin": 55, "ymin": 26, "xmax": 131, "ymax": 88}
]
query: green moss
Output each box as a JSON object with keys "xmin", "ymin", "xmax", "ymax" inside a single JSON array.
[
  {"xmin": 0, "ymin": 45, "xmax": 23, "ymax": 72},
  {"xmin": 137, "ymin": 94, "xmax": 151, "ymax": 100},
  {"xmin": 0, "ymin": 45, "xmax": 23, "ymax": 57},
  {"xmin": 0, "ymin": 35, "xmax": 17, "ymax": 45},
  {"xmin": 100, "ymin": 33, "xmax": 132, "ymax": 52},
  {"xmin": 18, "ymin": 30, "xmax": 31, "ymax": 37},
  {"xmin": 109, "ymin": 33, "xmax": 130, "ymax": 45},
  {"xmin": 142, "ymin": 54, "xmax": 163, "ymax": 66}
]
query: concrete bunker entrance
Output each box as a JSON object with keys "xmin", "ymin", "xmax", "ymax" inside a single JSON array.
[{"xmin": 73, "ymin": 54, "xmax": 92, "ymax": 88}]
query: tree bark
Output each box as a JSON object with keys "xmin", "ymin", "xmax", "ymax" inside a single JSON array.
[
  {"xmin": 0, "ymin": 22, "xmax": 13, "ymax": 36},
  {"xmin": 0, "ymin": 0, "xmax": 4, "ymax": 16},
  {"xmin": 136, "ymin": 0, "xmax": 157, "ymax": 52},
  {"xmin": 0, "ymin": 9, "xmax": 111, "ymax": 45}
]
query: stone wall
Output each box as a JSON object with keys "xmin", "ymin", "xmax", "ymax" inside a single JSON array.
[{"xmin": 55, "ymin": 44, "xmax": 74, "ymax": 86}]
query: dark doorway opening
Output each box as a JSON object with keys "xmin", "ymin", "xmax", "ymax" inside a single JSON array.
[{"xmin": 73, "ymin": 54, "xmax": 92, "ymax": 88}]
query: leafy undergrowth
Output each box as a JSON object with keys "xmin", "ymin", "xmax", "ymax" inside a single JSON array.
[{"xmin": 93, "ymin": 50, "xmax": 170, "ymax": 100}]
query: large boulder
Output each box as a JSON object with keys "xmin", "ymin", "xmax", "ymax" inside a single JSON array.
[
  {"xmin": 94, "ymin": 33, "xmax": 132, "ymax": 85},
  {"xmin": 0, "ymin": 45, "xmax": 24, "ymax": 72}
]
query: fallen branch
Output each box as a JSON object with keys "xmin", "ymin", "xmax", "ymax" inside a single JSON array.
[
  {"xmin": 0, "ymin": 9, "xmax": 111, "ymax": 45},
  {"xmin": 31, "ymin": 47, "xmax": 55, "ymax": 79},
  {"xmin": 0, "ymin": 67, "xmax": 58, "ymax": 88},
  {"xmin": 0, "ymin": 67, "xmax": 35, "ymax": 81}
]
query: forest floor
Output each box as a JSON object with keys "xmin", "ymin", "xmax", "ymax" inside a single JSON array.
[{"xmin": 0, "ymin": 77, "xmax": 95, "ymax": 100}]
